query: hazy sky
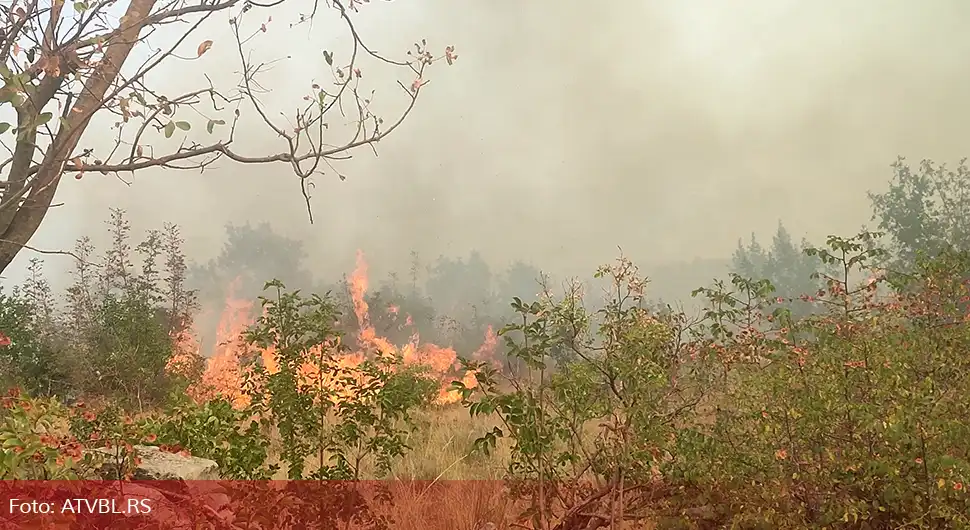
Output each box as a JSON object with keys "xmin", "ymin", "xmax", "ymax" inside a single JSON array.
[{"xmin": 7, "ymin": 0, "xmax": 970, "ymax": 292}]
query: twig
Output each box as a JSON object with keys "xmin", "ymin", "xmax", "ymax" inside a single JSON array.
[
  {"xmin": 0, "ymin": 238, "xmax": 100, "ymax": 265},
  {"xmin": 418, "ymin": 450, "xmax": 468, "ymax": 499}
]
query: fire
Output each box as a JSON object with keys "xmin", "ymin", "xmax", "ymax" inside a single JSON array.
[
  {"xmin": 166, "ymin": 330, "xmax": 200, "ymax": 378},
  {"xmin": 188, "ymin": 277, "xmax": 253, "ymax": 408},
  {"xmin": 435, "ymin": 323, "xmax": 496, "ymax": 404},
  {"xmin": 182, "ymin": 251, "xmax": 494, "ymax": 409},
  {"xmin": 473, "ymin": 325, "xmax": 498, "ymax": 363}
]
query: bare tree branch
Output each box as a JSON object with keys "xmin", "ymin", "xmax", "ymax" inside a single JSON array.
[
  {"xmin": 0, "ymin": 0, "xmax": 456, "ymax": 273},
  {"xmin": 0, "ymin": 236, "xmax": 99, "ymax": 266}
]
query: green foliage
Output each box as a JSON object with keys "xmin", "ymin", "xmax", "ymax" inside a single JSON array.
[
  {"xmin": 0, "ymin": 209, "xmax": 200, "ymax": 408},
  {"xmin": 0, "ymin": 390, "xmax": 154, "ymax": 482},
  {"xmin": 689, "ymin": 231, "xmax": 970, "ymax": 527},
  {"xmin": 869, "ymin": 157, "xmax": 970, "ymax": 269},
  {"xmin": 243, "ymin": 280, "xmax": 434, "ymax": 480},
  {"xmin": 85, "ymin": 292, "xmax": 175, "ymax": 407},
  {"xmin": 57, "ymin": 209, "xmax": 198, "ymax": 409},
  {"xmin": 456, "ymin": 256, "xmax": 717, "ymax": 529},
  {"xmin": 0, "ymin": 390, "xmax": 101, "ymax": 479},
  {"xmin": 188, "ymin": 222, "xmax": 324, "ymax": 356},
  {"xmin": 67, "ymin": 402, "xmax": 148, "ymax": 480},
  {"xmin": 5, "ymin": 151, "xmax": 970, "ymax": 528},
  {"xmin": 732, "ymin": 221, "xmax": 833, "ymax": 318},
  {"xmin": 142, "ymin": 394, "xmax": 275, "ymax": 480},
  {"xmin": 460, "ymin": 233, "xmax": 970, "ymax": 528},
  {"xmin": 0, "ymin": 286, "xmax": 62, "ymax": 396}
]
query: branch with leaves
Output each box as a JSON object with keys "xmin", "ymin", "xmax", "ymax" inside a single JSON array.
[{"xmin": 0, "ymin": 0, "xmax": 456, "ymax": 272}]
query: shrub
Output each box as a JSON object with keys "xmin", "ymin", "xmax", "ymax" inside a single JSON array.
[
  {"xmin": 458, "ymin": 234, "xmax": 970, "ymax": 529},
  {"xmin": 243, "ymin": 280, "xmax": 436, "ymax": 480},
  {"xmin": 0, "ymin": 389, "xmax": 101, "ymax": 479},
  {"xmin": 456, "ymin": 256, "xmax": 717, "ymax": 529},
  {"xmin": 0, "ymin": 288, "xmax": 63, "ymax": 396},
  {"xmin": 142, "ymin": 394, "xmax": 275, "ymax": 480},
  {"xmin": 14, "ymin": 209, "xmax": 202, "ymax": 409}
]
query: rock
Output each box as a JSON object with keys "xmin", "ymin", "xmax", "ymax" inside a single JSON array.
[{"xmin": 92, "ymin": 445, "xmax": 220, "ymax": 480}]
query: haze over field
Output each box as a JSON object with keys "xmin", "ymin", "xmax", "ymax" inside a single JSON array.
[{"xmin": 8, "ymin": 0, "xmax": 970, "ymax": 303}]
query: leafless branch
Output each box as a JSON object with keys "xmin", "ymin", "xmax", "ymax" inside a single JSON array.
[{"xmin": 0, "ymin": 237, "xmax": 100, "ymax": 266}]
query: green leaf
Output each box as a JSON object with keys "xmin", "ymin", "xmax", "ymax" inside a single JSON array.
[
  {"xmin": 207, "ymin": 120, "xmax": 214, "ymax": 134},
  {"xmin": 164, "ymin": 122, "xmax": 175, "ymax": 138},
  {"xmin": 0, "ymin": 122, "xmax": 10, "ymax": 134},
  {"xmin": 323, "ymin": 50, "xmax": 333, "ymax": 66},
  {"xmin": 73, "ymin": 1, "xmax": 88, "ymax": 11},
  {"xmin": 175, "ymin": 121, "xmax": 191, "ymax": 131},
  {"xmin": 36, "ymin": 112, "xmax": 53, "ymax": 126}
]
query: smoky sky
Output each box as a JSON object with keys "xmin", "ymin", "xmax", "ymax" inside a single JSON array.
[{"xmin": 7, "ymin": 0, "xmax": 970, "ymax": 297}]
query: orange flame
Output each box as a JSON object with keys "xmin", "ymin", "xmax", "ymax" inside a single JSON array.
[
  {"xmin": 187, "ymin": 277, "xmax": 253, "ymax": 408},
  {"xmin": 188, "ymin": 251, "xmax": 494, "ymax": 408},
  {"xmin": 474, "ymin": 325, "xmax": 498, "ymax": 363},
  {"xmin": 166, "ymin": 329, "xmax": 201, "ymax": 378}
]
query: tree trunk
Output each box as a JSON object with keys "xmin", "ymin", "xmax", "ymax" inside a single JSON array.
[{"xmin": 0, "ymin": 0, "xmax": 159, "ymax": 274}]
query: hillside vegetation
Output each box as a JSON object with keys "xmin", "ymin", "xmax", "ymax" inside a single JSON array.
[{"xmin": 1, "ymin": 158, "xmax": 969, "ymax": 529}]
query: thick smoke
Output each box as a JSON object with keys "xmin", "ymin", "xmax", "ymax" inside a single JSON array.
[{"xmin": 8, "ymin": 0, "xmax": 970, "ymax": 304}]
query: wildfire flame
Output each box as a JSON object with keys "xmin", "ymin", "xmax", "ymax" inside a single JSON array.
[{"xmin": 176, "ymin": 250, "xmax": 494, "ymax": 409}]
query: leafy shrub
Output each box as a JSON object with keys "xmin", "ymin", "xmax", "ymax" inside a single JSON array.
[
  {"xmin": 5, "ymin": 167, "xmax": 970, "ymax": 529},
  {"xmin": 66, "ymin": 400, "xmax": 153, "ymax": 480},
  {"xmin": 456, "ymin": 256, "xmax": 717, "ymax": 529},
  {"xmin": 142, "ymin": 394, "xmax": 275, "ymax": 480},
  {"xmin": 458, "ymin": 235, "xmax": 970, "ymax": 529},
  {"xmin": 243, "ymin": 280, "xmax": 435, "ymax": 480},
  {"xmin": 0, "ymin": 389, "xmax": 101, "ymax": 479},
  {"xmin": 679, "ymin": 232, "xmax": 969, "ymax": 527},
  {"xmin": 80, "ymin": 292, "xmax": 177, "ymax": 410},
  {"xmin": 4, "ymin": 209, "xmax": 202, "ymax": 408},
  {"xmin": 0, "ymin": 288, "xmax": 63, "ymax": 396}
]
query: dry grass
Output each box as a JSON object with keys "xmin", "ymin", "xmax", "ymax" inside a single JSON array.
[
  {"xmin": 256, "ymin": 405, "xmax": 523, "ymax": 529},
  {"xmin": 389, "ymin": 405, "xmax": 510, "ymax": 481},
  {"xmin": 370, "ymin": 481, "xmax": 517, "ymax": 530},
  {"xmin": 255, "ymin": 405, "xmax": 668, "ymax": 529},
  {"xmin": 264, "ymin": 403, "xmax": 511, "ymax": 481},
  {"xmin": 358, "ymin": 480, "xmax": 659, "ymax": 530}
]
